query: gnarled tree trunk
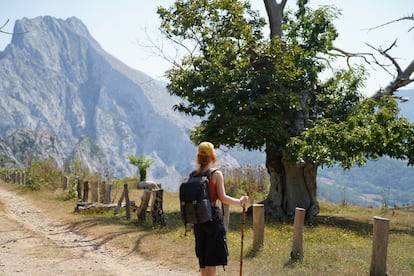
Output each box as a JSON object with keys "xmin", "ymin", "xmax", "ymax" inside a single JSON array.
[
  {"xmin": 261, "ymin": 0, "xmax": 320, "ymax": 220},
  {"xmin": 264, "ymin": 150, "xmax": 320, "ymax": 219}
]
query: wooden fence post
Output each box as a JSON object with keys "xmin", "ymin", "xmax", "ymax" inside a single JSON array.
[
  {"xmin": 105, "ymin": 184, "xmax": 112, "ymax": 204},
  {"xmin": 124, "ymin": 184, "xmax": 131, "ymax": 220},
  {"xmin": 222, "ymin": 204, "xmax": 230, "ymax": 232},
  {"xmin": 116, "ymin": 187, "xmax": 125, "ymax": 214},
  {"xmin": 76, "ymin": 177, "xmax": 82, "ymax": 201},
  {"xmin": 291, "ymin": 207, "xmax": 305, "ymax": 262},
  {"xmin": 82, "ymin": 180, "xmax": 89, "ymax": 202},
  {"xmin": 63, "ymin": 175, "xmax": 69, "ymax": 190},
  {"xmin": 137, "ymin": 189, "xmax": 152, "ymax": 221},
  {"xmin": 99, "ymin": 181, "xmax": 106, "ymax": 203},
  {"xmin": 90, "ymin": 181, "xmax": 99, "ymax": 202},
  {"xmin": 370, "ymin": 216, "xmax": 389, "ymax": 276},
  {"xmin": 253, "ymin": 204, "xmax": 265, "ymax": 251}
]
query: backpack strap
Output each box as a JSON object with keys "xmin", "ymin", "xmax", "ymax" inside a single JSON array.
[
  {"xmin": 206, "ymin": 168, "xmax": 218, "ymax": 178},
  {"xmin": 190, "ymin": 168, "xmax": 218, "ymax": 177}
]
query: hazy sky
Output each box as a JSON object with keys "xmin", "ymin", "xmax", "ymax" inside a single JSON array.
[{"xmin": 1, "ymin": 1, "xmax": 413, "ymax": 95}]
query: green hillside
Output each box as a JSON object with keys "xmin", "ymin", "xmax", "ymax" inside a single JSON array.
[{"xmin": 318, "ymin": 158, "xmax": 414, "ymax": 207}]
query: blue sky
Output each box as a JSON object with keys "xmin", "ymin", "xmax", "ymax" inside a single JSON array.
[{"xmin": 1, "ymin": 0, "xmax": 413, "ymax": 95}]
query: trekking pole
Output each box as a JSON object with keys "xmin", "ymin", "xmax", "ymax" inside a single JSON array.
[{"xmin": 240, "ymin": 204, "xmax": 246, "ymax": 276}]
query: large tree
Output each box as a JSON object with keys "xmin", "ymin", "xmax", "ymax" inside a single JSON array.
[{"xmin": 157, "ymin": 0, "xmax": 414, "ymax": 219}]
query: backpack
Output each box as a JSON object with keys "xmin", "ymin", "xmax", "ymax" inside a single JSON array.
[{"xmin": 179, "ymin": 168, "xmax": 218, "ymax": 226}]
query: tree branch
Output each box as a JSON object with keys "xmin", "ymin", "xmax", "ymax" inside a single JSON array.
[
  {"xmin": 0, "ymin": 19, "xmax": 28, "ymax": 35},
  {"xmin": 365, "ymin": 14, "xmax": 414, "ymax": 32}
]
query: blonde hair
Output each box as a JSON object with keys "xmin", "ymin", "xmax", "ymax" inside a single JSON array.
[{"xmin": 196, "ymin": 152, "xmax": 217, "ymax": 169}]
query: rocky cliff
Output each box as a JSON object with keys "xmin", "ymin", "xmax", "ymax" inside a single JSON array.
[{"xmin": 0, "ymin": 16, "xmax": 238, "ymax": 190}]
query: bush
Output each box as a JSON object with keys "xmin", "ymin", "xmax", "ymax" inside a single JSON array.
[
  {"xmin": 25, "ymin": 158, "xmax": 62, "ymax": 191},
  {"xmin": 222, "ymin": 164, "xmax": 270, "ymax": 203}
]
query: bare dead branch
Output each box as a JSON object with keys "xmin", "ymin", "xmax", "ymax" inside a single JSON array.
[
  {"xmin": 371, "ymin": 58, "xmax": 414, "ymax": 100},
  {"xmin": 364, "ymin": 41, "xmax": 402, "ymax": 76},
  {"xmin": 365, "ymin": 14, "xmax": 414, "ymax": 32},
  {"xmin": 0, "ymin": 19, "xmax": 28, "ymax": 35},
  {"xmin": 330, "ymin": 47, "xmax": 376, "ymax": 68}
]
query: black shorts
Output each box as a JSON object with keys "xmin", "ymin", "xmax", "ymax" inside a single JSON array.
[{"xmin": 193, "ymin": 207, "xmax": 228, "ymax": 268}]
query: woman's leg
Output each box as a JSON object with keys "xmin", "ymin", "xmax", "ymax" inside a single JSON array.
[{"xmin": 201, "ymin": 266, "xmax": 216, "ymax": 276}]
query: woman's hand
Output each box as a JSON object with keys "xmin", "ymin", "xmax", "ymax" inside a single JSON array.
[{"xmin": 239, "ymin": 195, "xmax": 249, "ymax": 208}]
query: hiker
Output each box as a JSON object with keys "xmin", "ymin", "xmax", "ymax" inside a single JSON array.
[{"xmin": 192, "ymin": 141, "xmax": 249, "ymax": 276}]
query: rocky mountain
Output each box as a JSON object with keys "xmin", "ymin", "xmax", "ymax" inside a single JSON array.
[{"xmin": 0, "ymin": 16, "xmax": 238, "ymax": 190}]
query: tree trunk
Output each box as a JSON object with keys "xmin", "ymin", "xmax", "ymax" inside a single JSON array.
[
  {"xmin": 263, "ymin": 0, "xmax": 286, "ymax": 38},
  {"xmin": 264, "ymin": 150, "xmax": 320, "ymax": 220}
]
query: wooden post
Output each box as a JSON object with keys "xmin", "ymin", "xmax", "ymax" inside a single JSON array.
[
  {"xmin": 99, "ymin": 181, "xmax": 106, "ymax": 203},
  {"xmin": 116, "ymin": 188, "xmax": 125, "ymax": 214},
  {"xmin": 82, "ymin": 180, "xmax": 89, "ymax": 202},
  {"xmin": 16, "ymin": 171, "xmax": 21, "ymax": 184},
  {"xmin": 90, "ymin": 181, "xmax": 99, "ymax": 202},
  {"xmin": 223, "ymin": 204, "xmax": 230, "ymax": 232},
  {"xmin": 137, "ymin": 189, "xmax": 151, "ymax": 221},
  {"xmin": 151, "ymin": 189, "xmax": 166, "ymax": 226},
  {"xmin": 291, "ymin": 207, "xmax": 305, "ymax": 262},
  {"xmin": 104, "ymin": 184, "xmax": 112, "ymax": 204},
  {"xmin": 63, "ymin": 175, "xmax": 69, "ymax": 190},
  {"xmin": 370, "ymin": 216, "xmax": 389, "ymax": 276},
  {"xmin": 253, "ymin": 204, "xmax": 265, "ymax": 251},
  {"xmin": 76, "ymin": 177, "xmax": 82, "ymax": 201},
  {"xmin": 124, "ymin": 184, "xmax": 131, "ymax": 220}
]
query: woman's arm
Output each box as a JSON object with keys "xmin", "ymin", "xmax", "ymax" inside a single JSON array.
[{"xmin": 214, "ymin": 170, "xmax": 249, "ymax": 207}]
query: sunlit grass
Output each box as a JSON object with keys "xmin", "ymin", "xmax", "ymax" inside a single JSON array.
[{"xmin": 2, "ymin": 180, "xmax": 413, "ymax": 275}]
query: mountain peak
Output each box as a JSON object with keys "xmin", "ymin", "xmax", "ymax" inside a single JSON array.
[
  {"xmin": 13, "ymin": 16, "xmax": 92, "ymax": 42},
  {"xmin": 0, "ymin": 16, "xmax": 237, "ymax": 190}
]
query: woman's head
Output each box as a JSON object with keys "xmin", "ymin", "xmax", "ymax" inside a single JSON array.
[{"xmin": 196, "ymin": 141, "xmax": 217, "ymax": 167}]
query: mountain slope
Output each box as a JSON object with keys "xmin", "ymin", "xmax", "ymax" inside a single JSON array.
[{"xmin": 0, "ymin": 16, "xmax": 238, "ymax": 190}]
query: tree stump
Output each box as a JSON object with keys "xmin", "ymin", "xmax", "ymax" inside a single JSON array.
[{"xmin": 151, "ymin": 189, "xmax": 166, "ymax": 226}]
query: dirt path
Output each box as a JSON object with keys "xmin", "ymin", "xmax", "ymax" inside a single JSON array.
[{"xmin": 0, "ymin": 185, "xmax": 196, "ymax": 276}]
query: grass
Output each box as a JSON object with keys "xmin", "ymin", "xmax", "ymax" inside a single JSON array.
[{"xmin": 2, "ymin": 180, "xmax": 413, "ymax": 275}]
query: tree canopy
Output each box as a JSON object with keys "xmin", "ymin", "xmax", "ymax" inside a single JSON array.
[{"xmin": 158, "ymin": 0, "xmax": 414, "ymax": 169}]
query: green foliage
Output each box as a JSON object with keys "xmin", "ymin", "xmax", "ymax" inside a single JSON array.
[
  {"xmin": 159, "ymin": 1, "xmax": 360, "ymax": 152},
  {"xmin": 288, "ymin": 96, "xmax": 414, "ymax": 168},
  {"xmin": 25, "ymin": 157, "xmax": 61, "ymax": 191},
  {"xmin": 62, "ymin": 177, "xmax": 79, "ymax": 201},
  {"xmin": 128, "ymin": 154, "xmax": 154, "ymax": 181},
  {"xmin": 159, "ymin": 0, "xmax": 414, "ymax": 172}
]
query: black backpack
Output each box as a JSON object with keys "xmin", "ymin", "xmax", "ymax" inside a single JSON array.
[{"xmin": 179, "ymin": 168, "xmax": 218, "ymax": 225}]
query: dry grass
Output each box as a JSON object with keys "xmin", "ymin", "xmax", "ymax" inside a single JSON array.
[{"xmin": 2, "ymin": 181, "xmax": 413, "ymax": 276}]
